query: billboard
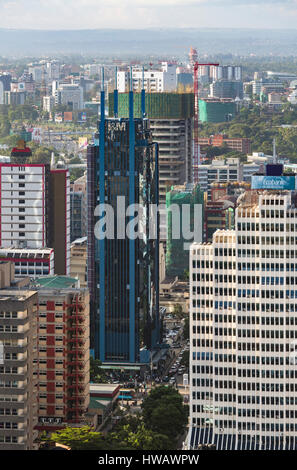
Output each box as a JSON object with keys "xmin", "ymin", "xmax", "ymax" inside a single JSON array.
[
  {"xmin": 78, "ymin": 137, "xmax": 88, "ymax": 149},
  {"xmin": 251, "ymin": 175, "xmax": 296, "ymax": 191},
  {"xmin": 64, "ymin": 112, "xmax": 73, "ymax": 122},
  {"xmin": 31, "ymin": 127, "xmax": 42, "ymax": 144},
  {"xmin": 78, "ymin": 111, "xmax": 87, "ymax": 122},
  {"xmin": 55, "ymin": 113, "xmax": 63, "ymax": 123}
]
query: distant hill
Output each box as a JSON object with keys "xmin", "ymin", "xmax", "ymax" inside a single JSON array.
[{"xmin": 1, "ymin": 28, "xmax": 297, "ymax": 57}]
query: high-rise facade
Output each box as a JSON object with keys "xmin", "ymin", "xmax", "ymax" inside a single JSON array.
[
  {"xmin": 0, "ymin": 153, "xmax": 70, "ymax": 276},
  {"xmin": 166, "ymin": 183, "xmax": 203, "ymax": 278},
  {"xmin": 54, "ymin": 84, "xmax": 84, "ymax": 110},
  {"xmin": 0, "ymin": 289, "xmax": 39, "ymax": 450},
  {"xmin": 197, "ymin": 158, "xmax": 260, "ymax": 198},
  {"xmin": 31, "ymin": 279, "xmax": 90, "ymax": 432},
  {"xmin": 188, "ymin": 189, "xmax": 297, "ymax": 450},
  {"xmin": 88, "ymin": 89, "xmax": 160, "ymax": 364},
  {"xmin": 117, "ymin": 63, "xmax": 177, "ymax": 93},
  {"xmin": 210, "ymin": 80, "xmax": 244, "ymax": 100},
  {"xmin": 70, "ymin": 174, "xmax": 87, "ymax": 243},
  {"xmin": 0, "ymin": 163, "xmax": 50, "ymax": 249},
  {"xmin": 108, "ymin": 92, "xmax": 194, "ymax": 240},
  {"xmin": 49, "ymin": 169, "xmax": 71, "ymax": 275}
]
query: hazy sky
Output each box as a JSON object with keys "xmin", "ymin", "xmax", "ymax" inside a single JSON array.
[{"xmin": 1, "ymin": 0, "xmax": 297, "ymax": 30}]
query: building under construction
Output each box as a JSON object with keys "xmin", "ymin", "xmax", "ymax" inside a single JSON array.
[
  {"xmin": 199, "ymin": 98, "xmax": 236, "ymax": 123},
  {"xmin": 109, "ymin": 92, "xmax": 194, "ymax": 240},
  {"xmin": 166, "ymin": 183, "xmax": 204, "ymax": 278}
]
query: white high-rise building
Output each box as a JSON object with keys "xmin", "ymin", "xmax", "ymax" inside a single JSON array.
[
  {"xmin": 0, "ymin": 160, "xmax": 70, "ymax": 276},
  {"xmin": 117, "ymin": 62, "xmax": 177, "ymax": 93},
  {"xmin": 197, "ymin": 158, "xmax": 260, "ymax": 197},
  {"xmin": 46, "ymin": 61, "xmax": 60, "ymax": 81},
  {"xmin": 43, "ymin": 95, "xmax": 55, "ymax": 113},
  {"xmin": 188, "ymin": 189, "xmax": 297, "ymax": 450},
  {"xmin": 0, "ymin": 164, "xmax": 49, "ymax": 249}
]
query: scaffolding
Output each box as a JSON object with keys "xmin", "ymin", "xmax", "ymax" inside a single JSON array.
[
  {"xmin": 166, "ymin": 183, "xmax": 204, "ymax": 278},
  {"xmin": 108, "ymin": 92, "xmax": 194, "ymax": 119}
]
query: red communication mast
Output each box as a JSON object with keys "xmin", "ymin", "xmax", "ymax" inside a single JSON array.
[{"xmin": 193, "ymin": 61, "xmax": 219, "ymax": 183}]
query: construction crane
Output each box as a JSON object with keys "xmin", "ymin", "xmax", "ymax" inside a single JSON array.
[{"xmin": 193, "ymin": 61, "xmax": 219, "ymax": 183}]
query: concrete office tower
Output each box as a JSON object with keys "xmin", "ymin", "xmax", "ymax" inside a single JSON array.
[
  {"xmin": 70, "ymin": 237, "xmax": 87, "ymax": 288},
  {"xmin": 43, "ymin": 95, "xmax": 55, "ymax": 113},
  {"xmin": 0, "ymin": 151, "xmax": 70, "ymax": 275},
  {"xmin": 197, "ymin": 158, "xmax": 260, "ymax": 198},
  {"xmin": 70, "ymin": 174, "xmax": 87, "ymax": 242},
  {"xmin": 188, "ymin": 187, "xmax": 297, "ymax": 450},
  {"xmin": 108, "ymin": 92, "xmax": 194, "ymax": 241},
  {"xmin": 46, "ymin": 61, "xmax": 60, "ymax": 82},
  {"xmin": 210, "ymin": 80, "xmax": 244, "ymax": 100},
  {"xmin": 54, "ymin": 84, "xmax": 84, "ymax": 110},
  {"xmin": 0, "ymin": 288, "xmax": 38, "ymax": 450},
  {"xmin": 32, "ymin": 276, "xmax": 90, "ymax": 431},
  {"xmin": 88, "ymin": 87, "xmax": 160, "ymax": 365},
  {"xmin": 210, "ymin": 65, "xmax": 242, "ymax": 82},
  {"xmin": 0, "ymin": 162, "xmax": 51, "ymax": 249},
  {"xmin": 0, "ymin": 74, "xmax": 12, "ymax": 92},
  {"xmin": 0, "ymin": 247, "xmax": 54, "ymax": 278},
  {"xmin": 4, "ymin": 91, "xmax": 26, "ymax": 106},
  {"xmin": 48, "ymin": 169, "xmax": 70, "ymax": 275}
]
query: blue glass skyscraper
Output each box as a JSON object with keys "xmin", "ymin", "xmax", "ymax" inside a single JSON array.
[{"xmin": 87, "ymin": 81, "xmax": 160, "ymax": 365}]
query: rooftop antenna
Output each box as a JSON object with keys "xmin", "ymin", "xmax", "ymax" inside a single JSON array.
[
  {"xmin": 130, "ymin": 65, "xmax": 133, "ymax": 92},
  {"xmin": 114, "ymin": 66, "xmax": 118, "ymax": 118},
  {"xmin": 50, "ymin": 151, "xmax": 55, "ymax": 168},
  {"xmin": 273, "ymin": 138, "xmax": 277, "ymax": 164},
  {"xmin": 100, "ymin": 67, "xmax": 105, "ymax": 126},
  {"xmin": 141, "ymin": 65, "xmax": 146, "ymax": 118}
]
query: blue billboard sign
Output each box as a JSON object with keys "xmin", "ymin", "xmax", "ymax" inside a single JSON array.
[
  {"xmin": 251, "ymin": 175, "xmax": 296, "ymax": 190},
  {"xmin": 78, "ymin": 112, "xmax": 87, "ymax": 122}
]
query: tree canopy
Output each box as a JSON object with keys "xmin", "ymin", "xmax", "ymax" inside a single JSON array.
[{"xmin": 141, "ymin": 386, "xmax": 188, "ymax": 441}]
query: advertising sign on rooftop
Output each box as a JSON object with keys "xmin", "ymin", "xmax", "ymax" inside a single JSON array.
[
  {"xmin": 78, "ymin": 111, "xmax": 87, "ymax": 122},
  {"xmin": 251, "ymin": 175, "xmax": 296, "ymax": 191},
  {"xmin": 64, "ymin": 112, "xmax": 73, "ymax": 122}
]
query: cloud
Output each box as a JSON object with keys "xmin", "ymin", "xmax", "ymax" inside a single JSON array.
[{"xmin": 0, "ymin": 0, "xmax": 296, "ymax": 29}]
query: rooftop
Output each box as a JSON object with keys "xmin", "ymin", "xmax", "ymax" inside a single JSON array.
[
  {"xmin": 89, "ymin": 383, "xmax": 120, "ymax": 395},
  {"xmin": 31, "ymin": 275, "xmax": 79, "ymax": 290},
  {"xmin": 88, "ymin": 397, "xmax": 111, "ymax": 410},
  {"xmin": 0, "ymin": 290, "xmax": 37, "ymax": 302}
]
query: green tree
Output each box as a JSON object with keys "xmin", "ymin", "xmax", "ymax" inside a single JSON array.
[
  {"xmin": 125, "ymin": 423, "xmax": 171, "ymax": 450},
  {"xmin": 173, "ymin": 304, "xmax": 184, "ymax": 319},
  {"xmin": 110, "ymin": 416, "xmax": 171, "ymax": 450},
  {"xmin": 90, "ymin": 356, "xmax": 108, "ymax": 383},
  {"xmin": 29, "ymin": 146, "xmax": 52, "ymax": 164},
  {"xmin": 49, "ymin": 426, "xmax": 112, "ymax": 450},
  {"xmin": 141, "ymin": 386, "xmax": 188, "ymax": 441}
]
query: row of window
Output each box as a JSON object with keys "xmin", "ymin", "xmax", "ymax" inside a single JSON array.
[
  {"xmin": 0, "ymin": 436, "xmax": 18, "ymax": 443},
  {"xmin": 0, "ymin": 409, "xmax": 17, "ymax": 415}
]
